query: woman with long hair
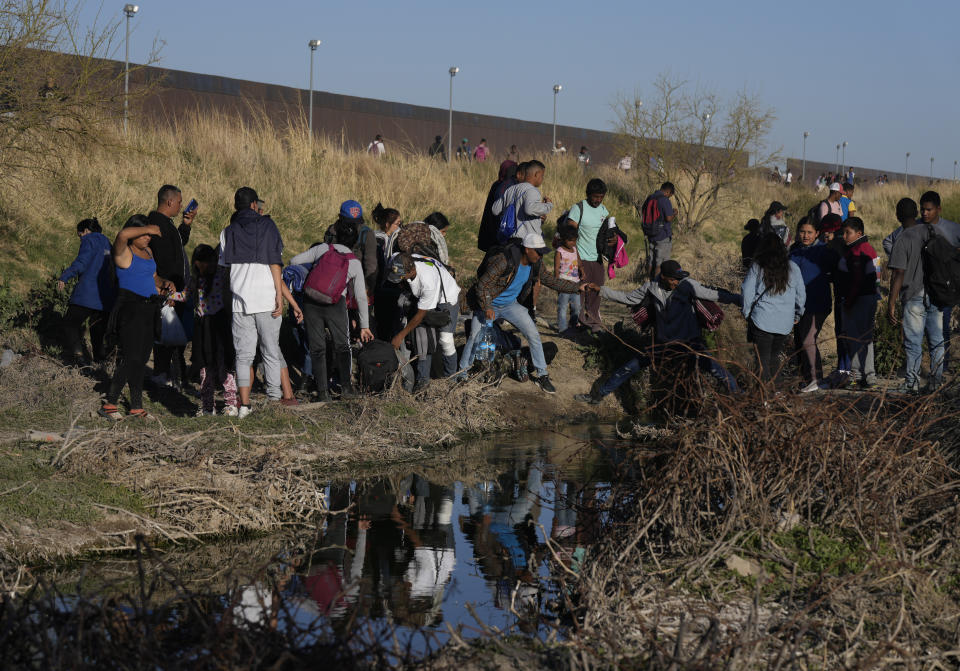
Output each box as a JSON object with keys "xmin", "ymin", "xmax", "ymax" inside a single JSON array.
[
  {"xmin": 742, "ymin": 234, "xmax": 806, "ymax": 383},
  {"xmin": 789, "ymin": 218, "xmax": 838, "ymax": 391}
]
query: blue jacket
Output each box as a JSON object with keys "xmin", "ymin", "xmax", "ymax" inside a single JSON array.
[
  {"xmin": 789, "ymin": 241, "xmax": 836, "ymax": 314},
  {"xmin": 59, "ymin": 232, "xmax": 115, "ymax": 311},
  {"xmin": 742, "ymin": 261, "xmax": 806, "ymax": 335}
]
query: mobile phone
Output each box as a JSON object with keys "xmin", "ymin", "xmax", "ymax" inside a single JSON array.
[{"xmin": 184, "ymin": 198, "xmax": 198, "ymax": 214}]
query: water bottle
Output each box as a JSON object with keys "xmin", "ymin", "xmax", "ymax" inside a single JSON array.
[{"xmin": 475, "ymin": 320, "xmax": 497, "ymax": 363}]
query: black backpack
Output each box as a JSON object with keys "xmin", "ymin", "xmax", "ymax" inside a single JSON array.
[
  {"xmin": 921, "ymin": 225, "xmax": 960, "ymax": 308},
  {"xmin": 357, "ymin": 340, "xmax": 399, "ymax": 392},
  {"xmin": 807, "ymin": 200, "xmax": 829, "ymax": 226}
]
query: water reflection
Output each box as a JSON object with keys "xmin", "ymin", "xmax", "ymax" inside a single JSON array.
[{"xmin": 234, "ymin": 424, "xmax": 627, "ymax": 643}]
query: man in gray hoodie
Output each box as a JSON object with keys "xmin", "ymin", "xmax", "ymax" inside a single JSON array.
[{"xmin": 491, "ymin": 159, "xmax": 553, "ymax": 240}]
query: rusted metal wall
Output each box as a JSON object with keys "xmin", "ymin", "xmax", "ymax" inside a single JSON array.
[{"xmin": 132, "ymin": 64, "xmax": 623, "ymax": 162}]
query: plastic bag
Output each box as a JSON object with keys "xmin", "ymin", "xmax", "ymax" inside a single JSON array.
[{"xmin": 159, "ymin": 304, "xmax": 188, "ymax": 346}]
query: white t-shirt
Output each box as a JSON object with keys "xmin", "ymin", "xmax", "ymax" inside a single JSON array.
[
  {"xmin": 219, "ymin": 230, "xmax": 277, "ymax": 315},
  {"xmin": 409, "ymin": 258, "xmax": 460, "ymax": 310},
  {"xmin": 405, "ymin": 546, "xmax": 456, "ymax": 599},
  {"xmin": 367, "ymin": 140, "xmax": 385, "ymax": 156}
]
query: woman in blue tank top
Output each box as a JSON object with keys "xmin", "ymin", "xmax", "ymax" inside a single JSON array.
[{"xmin": 100, "ymin": 215, "xmax": 173, "ymax": 419}]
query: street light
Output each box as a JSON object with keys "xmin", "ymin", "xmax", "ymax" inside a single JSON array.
[
  {"xmin": 954, "ymin": 160, "xmax": 957, "ymax": 181},
  {"xmin": 307, "ymin": 40, "xmax": 321, "ymax": 143},
  {"xmin": 552, "ymin": 84, "xmax": 562, "ymax": 152},
  {"xmin": 931, "ymin": 157, "xmax": 935, "ymax": 179},
  {"xmin": 448, "ymin": 67, "xmax": 459, "ymax": 162},
  {"xmin": 841, "ymin": 141, "xmax": 847, "ymax": 172},
  {"xmin": 802, "ymin": 131, "xmax": 809, "ymax": 183},
  {"xmin": 835, "ymin": 144, "xmax": 840, "ymax": 173},
  {"xmin": 905, "ymin": 152, "xmax": 910, "ymax": 186},
  {"xmin": 122, "ymin": 4, "xmax": 138, "ymax": 135}
]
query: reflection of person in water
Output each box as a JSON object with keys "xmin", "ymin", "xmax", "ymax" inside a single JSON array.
[{"xmin": 460, "ymin": 457, "xmax": 546, "ymax": 631}]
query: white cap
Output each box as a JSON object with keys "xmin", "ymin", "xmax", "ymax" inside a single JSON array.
[
  {"xmin": 829, "ymin": 182, "xmax": 843, "ymax": 192},
  {"xmin": 522, "ymin": 232, "xmax": 550, "ymax": 253}
]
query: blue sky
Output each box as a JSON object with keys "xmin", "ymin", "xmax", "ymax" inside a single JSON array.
[{"xmin": 79, "ymin": 0, "xmax": 959, "ymax": 177}]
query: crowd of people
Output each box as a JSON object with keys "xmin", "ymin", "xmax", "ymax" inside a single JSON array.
[{"xmin": 56, "ymin": 160, "xmax": 957, "ymax": 420}]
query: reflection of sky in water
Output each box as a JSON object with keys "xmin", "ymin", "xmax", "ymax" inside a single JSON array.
[{"xmin": 236, "ymin": 424, "xmax": 627, "ymax": 654}]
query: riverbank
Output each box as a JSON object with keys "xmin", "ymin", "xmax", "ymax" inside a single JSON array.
[{"xmin": 0, "ymin": 326, "xmax": 622, "ymax": 567}]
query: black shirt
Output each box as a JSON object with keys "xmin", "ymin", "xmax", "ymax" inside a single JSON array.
[{"xmin": 147, "ymin": 210, "xmax": 191, "ymax": 290}]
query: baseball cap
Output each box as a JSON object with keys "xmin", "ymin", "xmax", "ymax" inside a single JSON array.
[
  {"xmin": 660, "ymin": 260, "xmax": 690, "ymax": 280},
  {"xmin": 521, "ymin": 232, "xmax": 550, "ymax": 255},
  {"xmin": 339, "ymin": 199, "xmax": 363, "ymax": 221},
  {"xmin": 829, "ymin": 182, "xmax": 843, "ymax": 192}
]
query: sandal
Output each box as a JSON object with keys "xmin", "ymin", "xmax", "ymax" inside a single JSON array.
[
  {"xmin": 98, "ymin": 404, "xmax": 123, "ymax": 420},
  {"xmin": 127, "ymin": 408, "xmax": 150, "ymax": 419}
]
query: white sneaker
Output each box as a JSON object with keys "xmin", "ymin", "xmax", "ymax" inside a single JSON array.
[
  {"xmin": 237, "ymin": 405, "xmax": 253, "ymax": 419},
  {"xmin": 800, "ymin": 380, "xmax": 820, "ymax": 394},
  {"xmin": 222, "ymin": 405, "xmax": 239, "ymax": 417}
]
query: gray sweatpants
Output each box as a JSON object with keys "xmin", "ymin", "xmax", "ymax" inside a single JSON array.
[{"xmin": 233, "ymin": 311, "xmax": 285, "ymax": 400}]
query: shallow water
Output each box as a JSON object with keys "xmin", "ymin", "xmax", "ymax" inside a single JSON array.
[{"xmin": 52, "ymin": 423, "xmax": 634, "ymax": 656}]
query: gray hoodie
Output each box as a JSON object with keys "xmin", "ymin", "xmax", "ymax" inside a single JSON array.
[{"xmin": 491, "ymin": 182, "xmax": 554, "ymax": 240}]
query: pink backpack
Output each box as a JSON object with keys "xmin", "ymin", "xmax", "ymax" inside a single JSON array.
[
  {"xmin": 304, "ymin": 246, "xmax": 356, "ymax": 304},
  {"xmin": 607, "ymin": 233, "xmax": 629, "ymax": 279}
]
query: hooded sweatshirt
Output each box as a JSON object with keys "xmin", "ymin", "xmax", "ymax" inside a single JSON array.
[
  {"xmin": 837, "ymin": 235, "xmax": 879, "ymax": 303},
  {"xmin": 59, "ymin": 232, "xmax": 115, "ymax": 311},
  {"xmin": 219, "ymin": 208, "xmax": 283, "ymax": 314}
]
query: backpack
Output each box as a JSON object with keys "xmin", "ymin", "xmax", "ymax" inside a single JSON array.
[
  {"xmin": 807, "ymin": 200, "xmax": 829, "ymax": 226},
  {"xmin": 357, "ymin": 339, "xmax": 399, "ymax": 392},
  {"xmin": 640, "ymin": 194, "xmax": 663, "ymax": 238},
  {"xmin": 496, "ymin": 201, "xmax": 517, "ymax": 244},
  {"xmin": 303, "ymin": 246, "xmax": 356, "ymax": 304},
  {"xmin": 921, "ymin": 225, "xmax": 960, "ymax": 308}
]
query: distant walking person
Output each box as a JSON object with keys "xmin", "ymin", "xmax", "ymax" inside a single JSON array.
[
  {"xmin": 428, "ymin": 135, "xmax": 446, "ymax": 160},
  {"xmin": 367, "ymin": 134, "xmax": 385, "ymax": 157},
  {"xmin": 473, "ymin": 138, "xmax": 489, "ymax": 162},
  {"xmin": 507, "ymin": 144, "xmax": 520, "ymax": 162},
  {"xmin": 58, "ymin": 217, "xmax": 115, "ymax": 365},
  {"xmin": 577, "ymin": 146, "xmax": 590, "ymax": 171},
  {"xmin": 640, "ymin": 182, "xmax": 676, "ymax": 280},
  {"xmin": 553, "ymin": 141, "xmax": 566, "ymax": 155},
  {"xmin": 456, "ymin": 138, "xmax": 472, "ymax": 160}
]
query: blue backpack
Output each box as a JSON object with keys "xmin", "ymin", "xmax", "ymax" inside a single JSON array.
[{"xmin": 495, "ymin": 202, "xmax": 517, "ymax": 244}]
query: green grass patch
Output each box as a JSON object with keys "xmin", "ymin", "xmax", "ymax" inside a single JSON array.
[{"xmin": 0, "ymin": 443, "xmax": 146, "ymax": 526}]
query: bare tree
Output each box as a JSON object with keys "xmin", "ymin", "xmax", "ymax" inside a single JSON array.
[
  {"xmin": 0, "ymin": 0, "xmax": 158, "ymax": 185},
  {"xmin": 613, "ymin": 73, "xmax": 778, "ymax": 235}
]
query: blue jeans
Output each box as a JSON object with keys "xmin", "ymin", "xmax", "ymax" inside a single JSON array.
[
  {"xmin": 557, "ymin": 292, "xmax": 581, "ymax": 332},
  {"xmin": 290, "ymin": 313, "xmax": 311, "ymax": 378},
  {"xmin": 943, "ymin": 307, "xmax": 952, "ymax": 370},
  {"xmin": 903, "ymin": 296, "xmax": 944, "ymax": 387},
  {"xmin": 460, "ymin": 301, "xmax": 548, "ymax": 375},
  {"xmin": 841, "ymin": 294, "xmax": 878, "ymax": 384},
  {"xmin": 597, "ymin": 341, "xmax": 739, "ymax": 397}
]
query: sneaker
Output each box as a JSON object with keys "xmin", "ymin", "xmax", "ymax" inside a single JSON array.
[
  {"xmin": 237, "ymin": 405, "xmax": 253, "ymax": 419},
  {"xmin": 574, "ymin": 392, "xmax": 602, "ymax": 405},
  {"xmin": 800, "ymin": 380, "xmax": 820, "ymax": 394},
  {"xmin": 896, "ymin": 382, "xmax": 919, "ymax": 395},
  {"xmin": 222, "ymin": 405, "xmax": 239, "ymax": 417},
  {"xmin": 279, "ymin": 397, "xmax": 299, "ymax": 407},
  {"xmin": 536, "ymin": 375, "xmax": 556, "ymax": 394},
  {"xmin": 149, "ymin": 373, "xmax": 170, "ymax": 388},
  {"xmin": 98, "ymin": 404, "xmax": 123, "ymax": 420},
  {"xmin": 511, "ymin": 351, "xmax": 529, "ymax": 383},
  {"xmin": 412, "ymin": 378, "xmax": 429, "ymax": 394},
  {"xmin": 859, "ymin": 379, "xmax": 880, "ymax": 390},
  {"xmin": 196, "ymin": 408, "xmax": 216, "ymax": 417}
]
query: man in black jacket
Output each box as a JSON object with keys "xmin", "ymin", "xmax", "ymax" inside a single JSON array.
[{"xmin": 148, "ymin": 184, "xmax": 197, "ymax": 388}]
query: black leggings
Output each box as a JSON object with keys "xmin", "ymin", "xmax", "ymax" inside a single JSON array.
[
  {"xmin": 748, "ymin": 321, "xmax": 789, "ymax": 383},
  {"xmin": 107, "ymin": 300, "xmax": 157, "ymax": 409},
  {"xmin": 63, "ymin": 304, "xmax": 108, "ymax": 361}
]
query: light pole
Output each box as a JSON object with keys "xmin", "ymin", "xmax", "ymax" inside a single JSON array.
[
  {"xmin": 448, "ymin": 67, "xmax": 458, "ymax": 162},
  {"xmin": 307, "ymin": 40, "xmax": 321, "ymax": 143},
  {"xmin": 931, "ymin": 157, "xmax": 935, "ymax": 180},
  {"xmin": 841, "ymin": 141, "xmax": 847, "ymax": 173},
  {"xmin": 802, "ymin": 131, "xmax": 809, "ymax": 183},
  {"xmin": 123, "ymin": 4, "xmax": 138, "ymax": 135},
  {"xmin": 552, "ymin": 84, "xmax": 562, "ymax": 152},
  {"xmin": 835, "ymin": 144, "xmax": 840, "ymax": 173},
  {"xmin": 954, "ymin": 160, "xmax": 957, "ymax": 181},
  {"xmin": 905, "ymin": 152, "xmax": 910, "ymax": 186}
]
